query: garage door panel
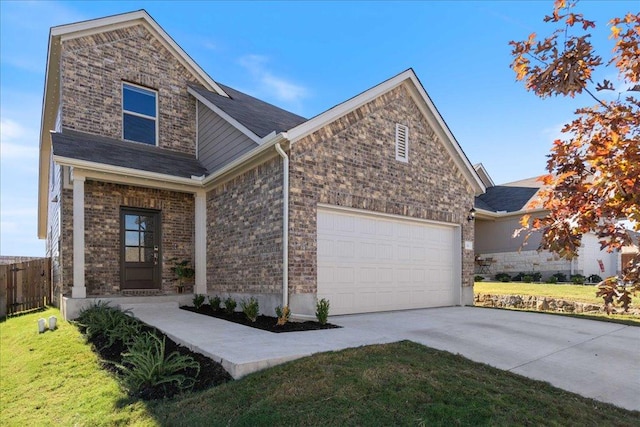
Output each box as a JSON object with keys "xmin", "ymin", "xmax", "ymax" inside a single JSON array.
[{"xmin": 317, "ymin": 208, "xmax": 459, "ymax": 315}]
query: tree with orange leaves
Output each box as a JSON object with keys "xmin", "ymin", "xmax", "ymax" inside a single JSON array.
[{"xmin": 510, "ymin": 0, "xmax": 639, "ymax": 313}]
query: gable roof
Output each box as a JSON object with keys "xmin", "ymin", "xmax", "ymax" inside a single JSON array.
[
  {"xmin": 189, "ymin": 83, "xmax": 307, "ymax": 140},
  {"xmin": 52, "ymin": 128, "xmax": 207, "ymax": 178},
  {"xmin": 285, "ymin": 69, "xmax": 486, "ymax": 195},
  {"xmin": 38, "ymin": 9, "xmax": 228, "ymax": 238},
  {"xmin": 475, "ymin": 176, "xmax": 545, "ymax": 213}
]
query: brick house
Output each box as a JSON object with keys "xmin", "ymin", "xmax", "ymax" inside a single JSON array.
[{"xmin": 37, "ymin": 11, "xmax": 485, "ymax": 319}]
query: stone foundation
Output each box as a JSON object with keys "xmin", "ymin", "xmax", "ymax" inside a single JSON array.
[{"xmin": 475, "ymin": 293, "xmax": 640, "ymax": 315}]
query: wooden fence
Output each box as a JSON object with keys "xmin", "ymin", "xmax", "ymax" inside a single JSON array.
[{"xmin": 0, "ymin": 258, "xmax": 51, "ymax": 318}]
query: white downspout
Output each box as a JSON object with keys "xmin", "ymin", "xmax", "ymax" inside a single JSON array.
[{"xmin": 275, "ymin": 143, "xmax": 289, "ymax": 308}]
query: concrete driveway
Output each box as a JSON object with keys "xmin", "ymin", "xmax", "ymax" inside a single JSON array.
[{"xmin": 124, "ymin": 303, "xmax": 640, "ymax": 412}]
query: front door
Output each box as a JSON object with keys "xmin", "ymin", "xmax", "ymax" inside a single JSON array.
[{"xmin": 121, "ymin": 208, "xmax": 161, "ymax": 290}]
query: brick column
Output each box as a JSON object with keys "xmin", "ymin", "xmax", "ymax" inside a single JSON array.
[
  {"xmin": 72, "ymin": 171, "xmax": 86, "ymax": 298},
  {"xmin": 194, "ymin": 191, "xmax": 207, "ymax": 294}
]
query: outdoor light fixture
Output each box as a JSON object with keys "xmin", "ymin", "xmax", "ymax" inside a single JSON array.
[{"xmin": 467, "ymin": 207, "xmax": 476, "ymax": 222}]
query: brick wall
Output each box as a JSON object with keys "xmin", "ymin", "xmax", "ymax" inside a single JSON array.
[
  {"xmin": 60, "ymin": 181, "xmax": 194, "ymax": 296},
  {"xmin": 60, "ymin": 24, "xmax": 197, "ymax": 154},
  {"xmin": 289, "ymin": 83, "xmax": 476, "ymax": 294},
  {"xmin": 206, "ymin": 156, "xmax": 284, "ymax": 295}
]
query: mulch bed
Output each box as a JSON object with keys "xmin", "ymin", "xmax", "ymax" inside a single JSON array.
[
  {"xmin": 180, "ymin": 304, "xmax": 341, "ymax": 333},
  {"xmin": 81, "ymin": 324, "xmax": 232, "ymax": 401}
]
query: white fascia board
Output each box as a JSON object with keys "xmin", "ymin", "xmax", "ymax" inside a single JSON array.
[
  {"xmin": 475, "ymin": 207, "xmax": 548, "ymax": 220},
  {"xmin": 287, "ymin": 70, "xmax": 415, "ymax": 142},
  {"xmin": 52, "ymin": 155, "xmax": 203, "ymax": 192},
  {"xmin": 286, "ymin": 69, "xmax": 485, "ymax": 195},
  {"xmin": 52, "ymin": 10, "xmax": 228, "ymax": 97},
  {"xmin": 38, "ymin": 34, "xmax": 62, "ymax": 239},
  {"xmin": 202, "ymin": 133, "xmax": 289, "ymax": 185},
  {"xmin": 189, "ymin": 87, "xmax": 262, "ymax": 145},
  {"xmin": 404, "ymin": 74, "xmax": 485, "ymax": 195}
]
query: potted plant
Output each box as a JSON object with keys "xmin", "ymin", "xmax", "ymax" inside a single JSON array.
[{"xmin": 170, "ymin": 259, "xmax": 195, "ymax": 293}]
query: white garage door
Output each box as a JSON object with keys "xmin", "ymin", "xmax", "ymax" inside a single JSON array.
[{"xmin": 317, "ymin": 207, "xmax": 459, "ymax": 315}]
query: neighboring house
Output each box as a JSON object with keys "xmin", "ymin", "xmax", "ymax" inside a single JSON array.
[
  {"xmin": 38, "ymin": 10, "xmax": 485, "ymax": 320},
  {"xmin": 473, "ymin": 164, "xmax": 624, "ymax": 280}
]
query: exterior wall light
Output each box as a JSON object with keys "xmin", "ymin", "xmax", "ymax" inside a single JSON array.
[{"xmin": 467, "ymin": 207, "xmax": 476, "ymax": 222}]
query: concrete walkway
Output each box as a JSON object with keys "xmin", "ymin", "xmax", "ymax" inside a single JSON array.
[{"xmin": 123, "ymin": 303, "xmax": 640, "ymax": 412}]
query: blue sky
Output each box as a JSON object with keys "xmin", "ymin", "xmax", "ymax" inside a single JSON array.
[{"xmin": 0, "ymin": 0, "xmax": 635, "ymax": 256}]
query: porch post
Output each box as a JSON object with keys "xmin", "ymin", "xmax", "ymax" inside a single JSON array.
[
  {"xmin": 72, "ymin": 171, "xmax": 86, "ymax": 298},
  {"xmin": 194, "ymin": 191, "xmax": 207, "ymax": 294}
]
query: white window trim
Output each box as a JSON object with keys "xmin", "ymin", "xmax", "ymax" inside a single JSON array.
[
  {"xmin": 395, "ymin": 123, "xmax": 409, "ymax": 163},
  {"xmin": 122, "ymin": 82, "xmax": 159, "ymax": 146}
]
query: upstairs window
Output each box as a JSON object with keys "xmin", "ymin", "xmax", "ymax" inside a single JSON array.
[
  {"xmin": 395, "ymin": 123, "xmax": 409, "ymax": 162},
  {"xmin": 122, "ymin": 83, "xmax": 157, "ymax": 145}
]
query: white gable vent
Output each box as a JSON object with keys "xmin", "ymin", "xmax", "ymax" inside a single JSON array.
[{"xmin": 395, "ymin": 123, "xmax": 409, "ymax": 162}]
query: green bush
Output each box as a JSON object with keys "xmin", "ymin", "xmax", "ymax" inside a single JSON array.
[
  {"xmin": 571, "ymin": 274, "xmax": 586, "ymax": 285},
  {"xmin": 546, "ymin": 275, "xmax": 558, "ymax": 284},
  {"xmin": 551, "ymin": 272, "xmax": 567, "ymax": 282},
  {"xmin": 495, "ymin": 272, "xmax": 511, "ymax": 282},
  {"xmin": 587, "ymin": 274, "xmax": 603, "ymax": 284},
  {"xmin": 76, "ymin": 302, "xmax": 141, "ymax": 348},
  {"xmin": 223, "ymin": 297, "xmax": 237, "ymax": 315},
  {"xmin": 523, "ymin": 275, "xmax": 533, "ymax": 283},
  {"xmin": 193, "ymin": 294, "xmax": 206, "ymax": 310},
  {"xmin": 474, "ymin": 275, "xmax": 484, "ymax": 282},
  {"xmin": 531, "ymin": 272, "xmax": 542, "ymax": 282},
  {"xmin": 240, "ymin": 297, "xmax": 260, "ymax": 322},
  {"xmin": 511, "ymin": 272, "xmax": 523, "ymax": 282},
  {"xmin": 208, "ymin": 295, "xmax": 221, "ymax": 311},
  {"xmin": 316, "ymin": 298, "xmax": 330, "ymax": 325},
  {"xmin": 117, "ymin": 332, "xmax": 200, "ymax": 395}
]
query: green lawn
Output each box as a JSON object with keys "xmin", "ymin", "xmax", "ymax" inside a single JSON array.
[
  {"xmin": 2, "ymin": 308, "xmax": 638, "ymax": 426},
  {"xmin": 474, "ymin": 281, "xmax": 640, "ymax": 325},
  {"xmin": 474, "ymin": 281, "xmax": 603, "ymax": 304}
]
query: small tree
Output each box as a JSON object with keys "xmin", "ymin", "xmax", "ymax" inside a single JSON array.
[
  {"xmin": 170, "ymin": 259, "xmax": 195, "ymax": 293},
  {"xmin": 510, "ymin": 1, "xmax": 639, "ymax": 312}
]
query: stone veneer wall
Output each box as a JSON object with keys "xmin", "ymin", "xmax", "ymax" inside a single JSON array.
[
  {"xmin": 206, "ymin": 156, "xmax": 284, "ymax": 295},
  {"xmin": 60, "ymin": 24, "xmax": 197, "ymax": 154},
  {"xmin": 60, "ymin": 181, "xmax": 195, "ymax": 296},
  {"xmin": 477, "ymin": 250, "xmax": 571, "ymax": 279},
  {"xmin": 288, "ymin": 83, "xmax": 476, "ymax": 295}
]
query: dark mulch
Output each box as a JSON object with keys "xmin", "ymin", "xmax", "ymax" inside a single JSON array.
[
  {"xmin": 180, "ymin": 304, "xmax": 341, "ymax": 333},
  {"xmin": 81, "ymin": 324, "xmax": 232, "ymax": 401}
]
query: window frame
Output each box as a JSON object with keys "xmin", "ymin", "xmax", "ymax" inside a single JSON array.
[{"xmin": 122, "ymin": 82, "xmax": 158, "ymax": 146}]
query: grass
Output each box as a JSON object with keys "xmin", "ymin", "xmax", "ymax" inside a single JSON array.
[
  {"xmin": 2, "ymin": 308, "xmax": 639, "ymax": 426},
  {"xmin": 474, "ymin": 281, "xmax": 604, "ymax": 304},
  {"xmin": 474, "ymin": 281, "xmax": 640, "ymax": 325},
  {"xmin": 0, "ymin": 308, "xmax": 156, "ymax": 426}
]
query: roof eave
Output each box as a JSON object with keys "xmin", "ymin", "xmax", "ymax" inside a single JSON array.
[{"xmin": 286, "ymin": 69, "xmax": 485, "ymax": 195}]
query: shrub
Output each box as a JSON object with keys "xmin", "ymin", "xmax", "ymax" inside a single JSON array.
[
  {"xmin": 531, "ymin": 272, "xmax": 542, "ymax": 282},
  {"xmin": 552, "ymin": 272, "xmax": 567, "ymax": 282},
  {"xmin": 474, "ymin": 275, "xmax": 484, "ymax": 282},
  {"xmin": 316, "ymin": 298, "xmax": 330, "ymax": 325},
  {"xmin": 546, "ymin": 275, "xmax": 558, "ymax": 284},
  {"xmin": 587, "ymin": 274, "xmax": 603, "ymax": 284},
  {"xmin": 117, "ymin": 332, "xmax": 200, "ymax": 396},
  {"xmin": 523, "ymin": 275, "xmax": 533, "ymax": 283},
  {"xmin": 495, "ymin": 272, "xmax": 511, "ymax": 282},
  {"xmin": 240, "ymin": 297, "xmax": 260, "ymax": 322},
  {"xmin": 76, "ymin": 302, "xmax": 141, "ymax": 348},
  {"xmin": 223, "ymin": 297, "xmax": 237, "ymax": 315},
  {"xmin": 511, "ymin": 272, "xmax": 527, "ymax": 282},
  {"xmin": 571, "ymin": 274, "xmax": 586, "ymax": 285},
  {"xmin": 275, "ymin": 305, "xmax": 291, "ymax": 326},
  {"xmin": 208, "ymin": 295, "xmax": 221, "ymax": 311},
  {"xmin": 193, "ymin": 294, "xmax": 205, "ymax": 310}
]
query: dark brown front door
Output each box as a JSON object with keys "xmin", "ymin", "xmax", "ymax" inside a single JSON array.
[{"xmin": 121, "ymin": 208, "xmax": 161, "ymax": 290}]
